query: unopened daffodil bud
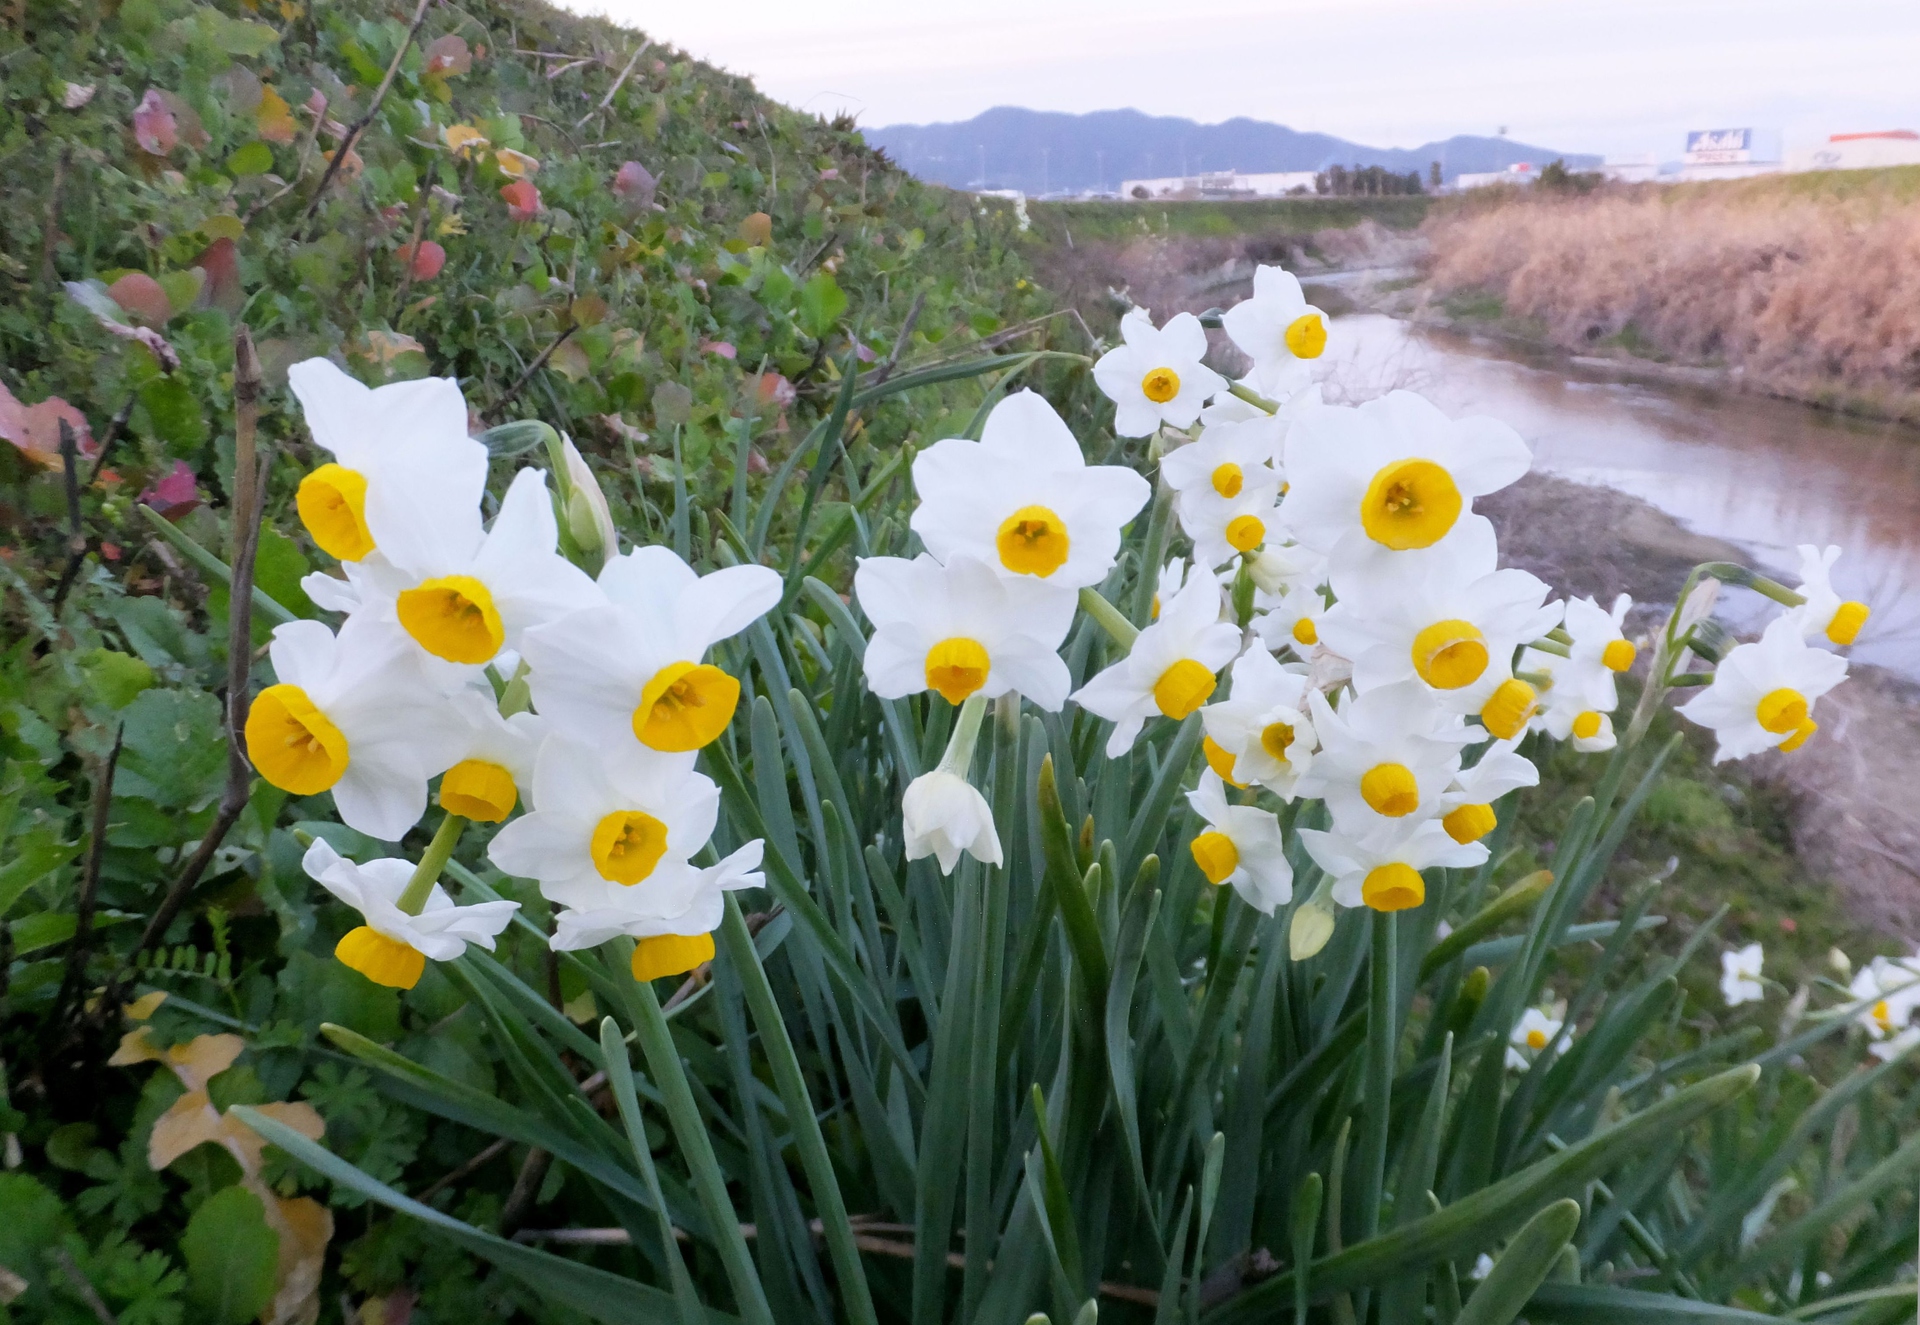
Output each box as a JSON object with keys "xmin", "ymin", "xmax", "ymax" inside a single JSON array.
[{"xmin": 1290, "ymin": 892, "xmax": 1337, "ymax": 960}]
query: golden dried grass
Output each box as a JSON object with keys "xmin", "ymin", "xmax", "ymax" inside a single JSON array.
[{"xmin": 1424, "ymin": 177, "xmax": 1920, "ymax": 407}]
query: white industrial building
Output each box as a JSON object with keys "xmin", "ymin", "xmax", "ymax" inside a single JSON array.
[
  {"xmin": 1122, "ymin": 170, "xmax": 1321, "ymax": 200},
  {"xmin": 1678, "ymin": 128, "xmax": 1784, "ymax": 181},
  {"xmin": 1788, "ymin": 131, "xmax": 1920, "ymax": 173},
  {"xmin": 1453, "ymin": 163, "xmax": 1537, "ymax": 190}
]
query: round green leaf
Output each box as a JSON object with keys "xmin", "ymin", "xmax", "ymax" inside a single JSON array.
[
  {"xmin": 181, "ymin": 1184, "xmax": 279, "ymax": 1325},
  {"xmin": 227, "ymin": 140, "xmax": 274, "ymax": 176}
]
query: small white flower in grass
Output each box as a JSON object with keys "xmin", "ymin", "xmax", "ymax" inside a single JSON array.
[
  {"xmin": 1071, "ymin": 569, "xmax": 1242, "ymax": 757},
  {"xmin": 1186, "ymin": 770, "xmax": 1293, "ymax": 913},
  {"xmin": 1470, "ymin": 1255, "xmax": 1495, "ymax": 1281},
  {"xmin": 1093, "ymin": 309, "xmax": 1228, "ymax": 437},
  {"xmin": 246, "ymin": 618, "xmax": 471, "ymax": 841},
  {"xmin": 1318, "ymin": 539, "xmax": 1560, "ymax": 714},
  {"xmin": 286, "ymin": 358, "xmax": 487, "ymax": 566},
  {"xmin": 1254, "ymin": 580, "xmax": 1331, "ymax": 658},
  {"xmin": 438, "ymin": 699, "xmax": 546, "ymax": 823},
  {"xmin": 900, "ymin": 694, "xmax": 1001, "ymax": 875},
  {"xmin": 1221, "ymin": 265, "xmax": 1331, "ymax": 397},
  {"xmin": 1784, "ymin": 544, "xmax": 1870, "ymax": 647},
  {"xmin": 1199, "ymin": 646, "xmax": 1316, "ymax": 796},
  {"xmin": 911, "ymin": 391, "xmax": 1151, "ymax": 588},
  {"xmin": 1438, "ymin": 738, "xmax": 1538, "ymax": 845},
  {"xmin": 1186, "ymin": 490, "xmax": 1287, "ymax": 571},
  {"xmin": 487, "ymin": 737, "xmax": 724, "ymax": 930},
  {"xmin": 1299, "ymin": 817, "xmax": 1488, "ymax": 914},
  {"xmin": 1281, "ymin": 390, "xmax": 1530, "ymax": 586},
  {"xmin": 522, "ymin": 545, "xmax": 780, "ymax": 756},
  {"xmin": 303, "ymin": 839, "xmax": 517, "ymax": 990},
  {"xmin": 853, "ymin": 551, "xmax": 1077, "ymax": 710},
  {"xmin": 1296, "ymin": 682, "xmax": 1475, "ymax": 834},
  {"xmin": 1677, "ymin": 614, "xmax": 1848, "ymax": 762},
  {"xmin": 1849, "ymin": 957, "xmax": 1920, "ymax": 1058},
  {"xmin": 1506, "ymin": 1007, "xmax": 1565, "ymax": 1070},
  {"xmin": 345, "ymin": 466, "xmax": 603, "ymax": 670},
  {"xmin": 1720, "ymin": 942, "xmax": 1765, "ymax": 1007}
]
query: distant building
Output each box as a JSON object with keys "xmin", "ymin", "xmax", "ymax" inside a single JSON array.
[
  {"xmin": 1679, "ymin": 129, "xmax": 1783, "ymax": 181},
  {"xmin": 1599, "ymin": 154, "xmax": 1660, "ymax": 184},
  {"xmin": 1788, "ymin": 131, "xmax": 1920, "ymax": 173},
  {"xmin": 1453, "ymin": 163, "xmax": 1536, "ymax": 190},
  {"xmin": 1121, "ymin": 169, "xmax": 1320, "ymax": 200}
]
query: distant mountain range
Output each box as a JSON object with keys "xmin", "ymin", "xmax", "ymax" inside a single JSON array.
[{"xmin": 866, "ymin": 107, "xmax": 1600, "ymax": 194}]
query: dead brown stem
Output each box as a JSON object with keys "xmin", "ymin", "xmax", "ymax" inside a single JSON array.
[{"xmin": 295, "ymin": 0, "xmax": 434, "ymax": 240}]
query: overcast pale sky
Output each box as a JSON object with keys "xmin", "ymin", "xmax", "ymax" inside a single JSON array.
[{"xmin": 563, "ymin": 0, "xmax": 1920, "ymax": 158}]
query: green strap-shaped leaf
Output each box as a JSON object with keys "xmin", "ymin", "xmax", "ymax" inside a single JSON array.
[
  {"xmin": 1456, "ymin": 1199, "xmax": 1581, "ymax": 1325},
  {"xmin": 1203, "ymin": 1065, "xmax": 1760, "ymax": 1324},
  {"xmin": 1520, "ymin": 1283, "xmax": 1784, "ymax": 1322},
  {"xmin": 230, "ymin": 1106, "xmax": 739, "ymax": 1325},
  {"xmin": 598, "ymin": 1017, "xmax": 705, "ymax": 1324}
]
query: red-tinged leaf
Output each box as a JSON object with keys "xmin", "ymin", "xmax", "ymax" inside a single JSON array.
[
  {"xmin": 193, "ymin": 238, "xmax": 245, "ymax": 315},
  {"xmin": 140, "ymin": 461, "xmax": 201, "ymax": 520},
  {"xmin": 755, "ymin": 372, "xmax": 797, "ymax": 410},
  {"xmin": 395, "ymin": 240, "xmax": 445, "ymax": 281},
  {"xmin": 157, "ymin": 91, "xmax": 209, "ymax": 149},
  {"xmin": 0, "ymin": 382, "xmax": 96, "ymax": 466},
  {"xmin": 256, "ymin": 86, "xmax": 296, "ymax": 144},
  {"xmin": 612, "ymin": 160, "xmax": 656, "ymax": 210},
  {"xmin": 423, "ymin": 34, "xmax": 471, "ymax": 76},
  {"xmin": 133, "ymin": 88, "xmax": 178, "ymax": 155},
  {"xmin": 108, "ymin": 272, "xmax": 173, "ymax": 327},
  {"xmin": 64, "ymin": 82, "xmax": 97, "ymax": 109},
  {"xmin": 500, "ymin": 179, "xmax": 542, "ymax": 221},
  {"xmin": 700, "ymin": 340, "xmax": 736, "ymax": 360}
]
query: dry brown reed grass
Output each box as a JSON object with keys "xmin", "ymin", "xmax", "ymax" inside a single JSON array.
[{"xmin": 1423, "ymin": 179, "xmax": 1920, "ymax": 412}]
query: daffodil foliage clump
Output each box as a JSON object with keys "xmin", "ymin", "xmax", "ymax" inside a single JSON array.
[{"xmin": 177, "ymin": 261, "xmax": 1911, "ymax": 1325}]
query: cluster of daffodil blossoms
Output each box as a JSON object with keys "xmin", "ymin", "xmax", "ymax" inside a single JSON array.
[
  {"xmin": 1714, "ymin": 937, "xmax": 1920, "ymax": 1063},
  {"xmin": 250, "ymin": 359, "xmax": 778, "ymax": 991},
  {"xmin": 261, "ymin": 260, "xmax": 1874, "ymax": 1002}
]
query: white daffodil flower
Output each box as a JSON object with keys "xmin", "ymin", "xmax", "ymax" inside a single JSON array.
[
  {"xmin": 1221, "ymin": 265, "xmax": 1332, "ymax": 397},
  {"xmin": 1202, "ymin": 378, "xmax": 1323, "ymax": 429},
  {"xmin": 1296, "ymin": 682, "xmax": 1475, "ymax": 834},
  {"xmin": 286, "ymin": 358, "xmax": 487, "ymax": 566},
  {"xmin": 246, "ymin": 618, "xmax": 470, "ymax": 840},
  {"xmin": 1520, "ymin": 593, "xmax": 1634, "ymax": 745},
  {"xmin": 1677, "ymin": 614, "xmax": 1848, "ymax": 762},
  {"xmin": 1784, "ymin": 544, "xmax": 1870, "ymax": 647},
  {"xmin": 438, "ymin": 698, "xmax": 546, "ymax": 824},
  {"xmin": 911, "ymin": 390, "xmax": 1152, "ymax": 589},
  {"xmin": 1093, "ymin": 309, "xmax": 1229, "ymax": 437},
  {"xmin": 348, "ymin": 466, "xmax": 603, "ymax": 671},
  {"xmin": 1299, "ymin": 817, "xmax": 1487, "ymax": 914},
  {"xmin": 853, "ymin": 551, "xmax": 1077, "ymax": 711},
  {"xmin": 522, "ymin": 545, "xmax": 780, "ymax": 756},
  {"xmin": 1437, "ymin": 738, "xmax": 1538, "ymax": 845},
  {"xmin": 548, "ymin": 842, "xmax": 765, "ymax": 977},
  {"xmin": 1185, "ymin": 489, "xmax": 1286, "ymax": 570},
  {"xmin": 1318, "ymin": 543, "xmax": 1560, "ymax": 714},
  {"xmin": 1849, "ymin": 957, "xmax": 1920, "ymax": 1059},
  {"xmin": 1720, "ymin": 942, "xmax": 1765, "ymax": 1007},
  {"xmin": 487, "ymin": 737, "xmax": 726, "ymax": 933},
  {"xmin": 1246, "ymin": 541, "xmax": 1326, "ymax": 599},
  {"xmin": 1161, "ymin": 416, "xmax": 1283, "ymax": 523},
  {"xmin": 903, "ymin": 770, "xmax": 1002, "ymax": 874},
  {"xmin": 1254, "ymin": 580, "xmax": 1331, "ymax": 658},
  {"xmin": 1506, "ymin": 1007, "xmax": 1565, "ymax": 1070},
  {"xmin": 1281, "ymin": 390, "xmax": 1530, "ymax": 587},
  {"xmin": 1152, "ymin": 556, "xmax": 1194, "ymax": 620},
  {"xmin": 1185, "ymin": 770, "xmax": 1293, "ymax": 913},
  {"xmin": 1071, "ymin": 569, "xmax": 1242, "ymax": 757},
  {"xmin": 303, "ymin": 839, "xmax": 517, "ymax": 989},
  {"xmin": 1199, "ymin": 646, "xmax": 1317, "ymax": 796}
]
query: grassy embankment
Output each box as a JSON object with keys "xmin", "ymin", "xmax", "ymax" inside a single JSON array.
[{"xmin": 1422, "ymin": 167, "xmax": 1920, "ymax": 421}]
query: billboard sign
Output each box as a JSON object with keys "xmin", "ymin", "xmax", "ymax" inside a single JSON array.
[{"xmin": 1687, "ymin": 129, "xmax": 1752, "ymax": 163}]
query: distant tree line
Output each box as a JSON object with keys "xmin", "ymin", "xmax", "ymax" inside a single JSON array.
[{"xmin": 1315, "ymin": 164, "xmax": 1427, "ymax": 196}]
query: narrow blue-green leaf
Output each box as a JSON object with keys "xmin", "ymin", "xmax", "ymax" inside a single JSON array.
[
  {"xmin": 1456, "ymin": 1199, "xmax": 1581, "ymax": 1325},
  {"xmin": 599, "ymin": 1017, "xmax": 705, "ymax": 1323},
  {"xmin": 1521, "ymin": 1284, "xmax": 1785, "ymax": 1323}
]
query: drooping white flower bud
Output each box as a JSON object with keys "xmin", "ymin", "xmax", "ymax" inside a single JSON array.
[
  {"xmin": 902, "ymin": 770, "xmax": 1002, "ymax": 875},
  {"xmin": 1289, "ymin": 893, "xmax": 1336, "ymax": 961}
]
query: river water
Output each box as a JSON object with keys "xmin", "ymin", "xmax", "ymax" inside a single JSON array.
[{"xmin": 1316, "ymin": 314, "xmax": 1920, "ymax": 681}]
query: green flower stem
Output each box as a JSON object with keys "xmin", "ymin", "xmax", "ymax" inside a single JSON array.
[
  {"xmin": 1078, "ymin": 586, "xmax": 1140, "ymax": 650},
  {"xmin": 1227, "ymin": 380, "xmax": 1282, "ymax": 414},
  {"xmin": 1526, "ymin": 637, "xmax": 1572, "ymax": 658},
  {"xmin": 396, "ymin": 812, "xmax": 466, "ymax": 916},
  {"xmin": 937, "ymin": 692, "xmax": 991, "ymax": 777}
]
